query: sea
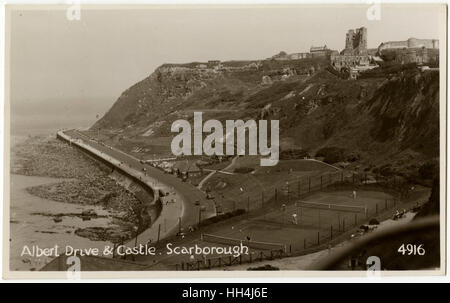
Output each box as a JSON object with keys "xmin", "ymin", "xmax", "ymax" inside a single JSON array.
[{"xmin": 9, "ymin": 100, "xmax": 115, "ymax": 271}]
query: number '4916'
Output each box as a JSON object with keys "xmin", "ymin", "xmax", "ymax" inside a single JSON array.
[{"xmin": 398, "ymin": 244, "xmax": 425, "ymax": 256}]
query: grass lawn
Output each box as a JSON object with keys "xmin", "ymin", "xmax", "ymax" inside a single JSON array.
[{"xmin": 203, "ymin": 157, "xmax": 340, "ymax": 213}]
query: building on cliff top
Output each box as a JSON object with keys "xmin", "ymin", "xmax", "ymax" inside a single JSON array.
[
  {"xmin": 378, "ymin": 38, "xmax": 439, "ymax": 52},
  {"xmin": 377, "ymin": 38, "xmax": 439, "ymax": 65},
  {"xmin": 310, "ymin": 45, "xmax": 334, "ymax": 58},
  {"xmin": 269, "ymin": 51, "xmax": 311, "ymax": 60},
  {"xmin": 384, "ymin": 47, "xmax": 439, "ymax": 65},
  {"xmin": 268, "ymin": 45, "xmax": 336, "ymax": 61},
  {"xmin": 208, "ymin": 60, "xmax": 221, "ymax": 66}
]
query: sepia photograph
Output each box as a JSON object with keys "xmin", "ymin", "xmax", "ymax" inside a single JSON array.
[{"xmin": 2, "ymin": 2, "xmax": 446, "ymax": 278}]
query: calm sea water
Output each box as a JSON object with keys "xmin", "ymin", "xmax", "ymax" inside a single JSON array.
[
  {"xmin": 10, "ymin": 98, "xmax": 109, "ymax": 136},
  {"xmin": 11, "ymin": 112, "xmax": 95, "ymax": 136}
]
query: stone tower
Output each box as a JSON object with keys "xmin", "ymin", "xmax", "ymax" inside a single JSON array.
[
  {"xmin": 343, "ymin": 27, "xmax": 367, "ymax": 55},
  {"xmin": 345, "ymin": 29, "xmax": 355, "ymax": 49}
]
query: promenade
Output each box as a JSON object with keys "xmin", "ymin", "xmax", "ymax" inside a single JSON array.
[{"xmin": 58, "ymin": 130, "xmax": 216, "ymax": 248}]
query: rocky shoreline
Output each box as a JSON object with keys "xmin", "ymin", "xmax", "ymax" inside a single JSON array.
[{"xmin": 12, "ymin": 135, "xmax": 149, "ymax": 243}]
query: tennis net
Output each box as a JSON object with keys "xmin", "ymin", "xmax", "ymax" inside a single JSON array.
[{"xmin": 295, "ymin": 200, "xmax": 367, "ymax": 213}]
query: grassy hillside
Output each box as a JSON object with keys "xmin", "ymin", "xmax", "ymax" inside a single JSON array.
[{"xmin": 90, "ymin": 60, "xmax": 439, "ymax": 185}]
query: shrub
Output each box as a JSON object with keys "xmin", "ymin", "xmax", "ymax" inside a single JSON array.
[
  {"xmin": 369, "ymin": 218, "xmax": 380, "ymax": 225},
  {"xmin": 346, "ymin": 152, "xmax": 361, "ymax": 162},
  {"xmin": 280, "ymin": 148, "xmax": 310, "ymax": 160},
  {"xmin": 377, "ymin": 163, "xmax": 395, "ymax": 177},
  {"xmin": 418, "ymin": 160, "xmax": 439, "ymax": 180},
  {"xmin": 315, "ymin": 146, "xmax": 346, "ymax": 164},
  {"xmin": 234, "ymin": 167, "xmax": 254, "ymax": 174}
]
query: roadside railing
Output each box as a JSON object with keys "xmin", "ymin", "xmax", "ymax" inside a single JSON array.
[{"xmin": 173, "ymin": 249, "xmax": 286, "ymax": 271}]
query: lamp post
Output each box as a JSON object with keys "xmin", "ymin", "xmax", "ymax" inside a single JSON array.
[
  {"xmin": 133, "ymin": 226, "xmax": 138, "ymax": 248},
  {"xmin": 286, "ymin": 181, "xmax": 290, "ymax": 203},
  {"xmin": 239, "ymin": 187, "xmax": 245, "ymax": 212}
]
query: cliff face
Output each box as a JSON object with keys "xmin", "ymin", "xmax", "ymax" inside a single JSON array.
[
  {"xmin": 92, "ymin": 58, "xmax": 328, "ymax": 133},
  {"xmin": 93, "ymin": 60, "xmax": 439, "ymax": 179},
  {"xmin": 367, "ymin": 71, "xmax": 439, "ymax": 157},
  {"xmin": 92, "ymin": 65, "xmax": 214, "ymax": 130}
]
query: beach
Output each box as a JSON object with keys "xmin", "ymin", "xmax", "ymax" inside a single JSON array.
[
  {"xmin": 8, "ymin": 132, "xmax": 140, "ymax": 270},
  {"xmin": 9, "ymin": 173, "xmax": 114, "ymax": 271}
]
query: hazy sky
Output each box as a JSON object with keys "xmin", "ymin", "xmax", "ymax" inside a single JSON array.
[{"xmin": 9, "ymin": 4, "xmax": 444, "ymax": 116}]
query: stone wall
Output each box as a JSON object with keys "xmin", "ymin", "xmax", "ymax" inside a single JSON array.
[
  {"xmin": 330, "ymin": 54, "xmax": 370, "ymax": 71},
  {"xmin": 381, "ymin": 48, "xmax": 440, "ymax": 65}
]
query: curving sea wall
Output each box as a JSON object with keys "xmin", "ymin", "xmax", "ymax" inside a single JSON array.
[{"xmin": 56, "ymin": 131, "xmax": 162, "ymax": 231}]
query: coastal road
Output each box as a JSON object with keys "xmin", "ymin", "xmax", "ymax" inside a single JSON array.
[{"xmin": 62, "ymin": 130, "xmax": 216, "ymax": 245}]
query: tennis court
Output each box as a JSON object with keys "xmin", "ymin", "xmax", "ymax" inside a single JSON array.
[{"xmin": 203, "ymin": 189, "xmax": 394, "ymax": 251}]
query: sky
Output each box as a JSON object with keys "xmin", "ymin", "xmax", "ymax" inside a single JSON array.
[{"xmin": 8, "ymin": 4, "xmax": 445, "ymax": 122}]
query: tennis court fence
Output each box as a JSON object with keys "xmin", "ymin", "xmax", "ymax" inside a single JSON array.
[
  {"xmin": 173, "ymin": 248, "xmax": 286, "ymax": 271},
  {"xmin": 226, "ymin": 170, "xmax": 409, "ymax": 215},
  {"xmin": 201, "ymin": 233, "xmax": 286, "ymax": 251}
]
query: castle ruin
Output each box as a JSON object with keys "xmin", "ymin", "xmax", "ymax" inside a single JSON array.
[
  {"xmin": 342, "ymin": 27, "xmax": 368, "ymax": 55},
  {"xmin": 331, "ymin": 27, "xmax": 373, "ymax": 76}
]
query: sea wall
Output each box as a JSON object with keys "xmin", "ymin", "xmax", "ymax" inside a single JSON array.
[{"xmin": 56, "ymin": 131, "xmax": 162, "ymax": 229}]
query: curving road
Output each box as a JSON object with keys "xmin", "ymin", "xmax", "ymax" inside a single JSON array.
[
  {"xmin": 197, "ymin": 155, "xmax": 238, "ymax": 190},
  {"xmin": 62, "ymin": 130, "xmax": 216, "ymax": 247}
]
